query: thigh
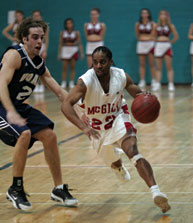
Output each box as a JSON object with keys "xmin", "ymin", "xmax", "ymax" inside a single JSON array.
[
  {"xmin": 164, "ymin": 55, "xmax": 172, "ymax": 70},
  {"xmin": 156, "ymin": 58, "xmax": 163, "ymax": 70},
  {"xmin": 139, "ymin": 55, "xmax": 146, "ymax": 66},
  {"xmin": 148, "ymin": 53, "xmax": 155, "ymax": 66},
  {"xmin": 0, "ymin": 104, "xmax": 29, "ymax": 147}
]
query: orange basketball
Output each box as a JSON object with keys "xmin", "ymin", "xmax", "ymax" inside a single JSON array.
[{"xmin": 131, "ymin": 94, "xmax": 161, "ymax": 124}]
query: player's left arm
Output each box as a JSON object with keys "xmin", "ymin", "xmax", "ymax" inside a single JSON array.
[
  {"xmin": 40, "ymin": 68, "xmax": 84, "ymax": 118},
  {"xmin": 125, "ymin": 73, "xmax": 143, "ymax": 98},
  {"xmin": 40, "ymin": 68, "xmax": 67, "ymax": 102},
  {"xmin": 170, "ymin": 24, "xmax": 178, "ymax": 44}
]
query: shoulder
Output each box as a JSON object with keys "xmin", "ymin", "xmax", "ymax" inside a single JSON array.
[
  {"xmin": 2, "ymin": 49, "xmax": 21, "ymax": 69},
  {"xmin": 135, "ymin": 22, "xmax": 140, "ymax": 26},
  {"xmin": 79, "ymin": 69, "xmax": 94, "ymax": 85},
  {"xmin": 76, "ymin": 30, "xmax": 80, "ymax": 36},
  {"xmin": 170, "ymin": 24, "xmax": 176, "ymax": 31},
  {"xmin": 111, "ymin": 67, "xmax": 125, "ymax": 78}
]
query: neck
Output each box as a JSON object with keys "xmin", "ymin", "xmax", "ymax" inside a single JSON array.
[
  {"xmin": 97, "ymin": 72, "xmax": 110, "ymax": 82},
  {"xmin": 142, "ymin": 18, "xmax": 149, "ymax": 23},
  {"xmin": 92, "ymin": 19, "xmax": 98, "ymax": 24},
  {"xmin": 23, "ymin": 44, "xmax": 35, "ymax": 60}
]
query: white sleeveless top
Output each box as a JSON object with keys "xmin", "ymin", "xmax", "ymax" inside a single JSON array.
[{"xmin": 79, "ymin": 67, "xmax": 131, "ymax": 146}]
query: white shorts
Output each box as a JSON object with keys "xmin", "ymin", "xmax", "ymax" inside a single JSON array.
[
  {"xmin": 136, "ymin": 41, "xmax": 155, "ymax": 55},
  {"xmin": 91, "ymin": 113, "xmax": 136, "ymax": 167},
  {"xmin": 61, "ymin": 46, "xmax": 79, "ymax": 59},
  {"xmin": 190, "ymin": 41, "xmax": 193, "ymax": 55},
  {"xmin": 86, "ymin": 41, "xmax": 104, "ymax": 55},
  {"xmin": 154, "ymin": 42, "xmax": 172, "ymax": 57}
]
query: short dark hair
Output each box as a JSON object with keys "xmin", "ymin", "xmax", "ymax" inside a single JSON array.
[
  {"xmin": 32, "ymin": 10, "xmax": 41, "ymax": 15},
  {"xmin": 91, "ymin": 8, "xmax": 100, "ymax": 14},
  {"xmin": 139, "ymin": 8, "xmax": 152, "ymax": 23},
  {"xmin": 16, "ymin": 17, "xmax": 48, "ymax": 43},
  {"xmin": 92, "ymin": 46, "xmax": 113, "ymax": 61},
  {"xmin": 64, "ymin": 18, "xmax": 74, "ymax": 30},
  {"xmin": 15, "ymin": 10, "xmax": 24, "ymax": 16}
]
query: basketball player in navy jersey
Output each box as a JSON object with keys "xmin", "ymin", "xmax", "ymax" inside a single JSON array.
[
  {"xmin": 0, "ymin": 18, "xmax": 78, "ymax": 211},
  {"xmin": 62, "ymin": 46, "xmax": 171, "ymax": 213}
]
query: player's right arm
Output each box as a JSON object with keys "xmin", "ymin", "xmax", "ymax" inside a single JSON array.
[
  {"xmin": 61, "ymin": 79, "xmax": 100, "ymax": 139},
  {"xmin": 188, "ymin": 24, "xmax": 193, "ymax": 40},
  {"xmin": 0, "ymin": 50, "xmax": 26, "ymax": 126},
  {"xmin": 2, "ymin": 24, "xmax": 16, "ymax": 42}
]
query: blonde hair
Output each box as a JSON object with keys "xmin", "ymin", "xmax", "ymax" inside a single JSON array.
[{"xmin": 157, "ymin": 10, "xmax": 172, "ymax": 30}]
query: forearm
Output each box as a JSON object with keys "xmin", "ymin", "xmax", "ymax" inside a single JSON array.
[
  {"xmin": 127, "ymin": 84, "xmax": 143, "ymax": 98},
  {"xmin": 0, "ymin": 84, "xmax": 16, "ymax": 112},
  {"xmin": 61, "ymin": 102, "xmax": 87, "ymax": 131}
]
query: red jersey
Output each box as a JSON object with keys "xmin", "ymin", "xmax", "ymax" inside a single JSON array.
[
  {"xmin": 138, "ymin": 22, "xmax": 153, "ymax": 34},
  {"xmin": 62, "ymin": 30, "xmax": 77, "ymax": 45},
  {"xmin": 86, "ymin": 22, "xmax": 102, "ymax": 35},
  {"xmin": 156, "ymin": 25, "xmax": 170, "ymax": 37}
]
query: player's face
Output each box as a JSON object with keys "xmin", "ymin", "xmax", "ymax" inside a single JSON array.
[
  {"xmin": 160, "ymin": 11, "xmax": 167, "ymax": 21},
  {"xmin": 15, "ymin": 12, "xmax": 24, "ymax": 23},
  {"xmin": 92, "ymin": 51, "xmax": 112, "ymax": 77},
  {"xmin": 66, "ymin": 20, "xmax": 74, "ymax": 30},
  {"xmin": 33, "ymin": 12, "xmax": 42, "ymax": 21},
  {"xmin": 141, "ymin": 10, "xmax": 149, "ymax": 19},
  {"xmin": 90, "ymin": 10, "xmax": 99, "ymax": 21},
  {"xmin": 23, "ymin": 27, "xmax": 44, "ymax": 57}
]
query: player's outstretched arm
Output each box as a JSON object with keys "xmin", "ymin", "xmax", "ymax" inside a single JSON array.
[
  {"xmin": 125, "ymin": 73, "xmax": 143, "ymax": 98},
  {"xmin": 61, "ymin": 79, "xmax": 100, "ymax": 140},
  {"xmin": 40, "ymin": 68, "xmax": 85, "ymax": 119},
  {"xmin": 0, "ymin": 50, "xmax": 26, "ymax": 126}
]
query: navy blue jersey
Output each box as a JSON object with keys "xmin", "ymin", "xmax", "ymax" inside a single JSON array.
[{"xmin": 0, "ymin": 44, "xmax": 46, "ymax": 105}]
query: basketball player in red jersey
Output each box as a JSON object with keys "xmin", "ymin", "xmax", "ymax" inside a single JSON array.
[
  {"xmin": 188, "ymin": 23, "xmax": 193, "ymax": 87},
  {"xmin": 84, "ymin": 8, "xmax": 106, "ymax": 68},
  {"xmin": 2, "ymin": 10, "xmax": 24, "ymax": 45},
  {"xmin": 58, "ymin": 18, "xmax": 84, "ymax": 89},
  {"xmin": 62, "ymin": 46, "xmax": 171, "ymax": 213},
  {"xmin": 135, "ymin": 8, "xmax": 157, "ymax": 90},
  {"xmin": 153, "ymin": 10, "xmax": 178, "ymax": 92}
]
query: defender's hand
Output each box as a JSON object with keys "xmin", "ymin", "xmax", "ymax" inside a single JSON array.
[{"xmin": 7, "ymin": 110, "xmax": 26, "ymax": 126}]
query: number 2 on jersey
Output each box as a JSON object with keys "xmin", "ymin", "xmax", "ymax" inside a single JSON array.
[{"xmin": 92, "ymin": 115, "xmax": 116, "ymax": 130}]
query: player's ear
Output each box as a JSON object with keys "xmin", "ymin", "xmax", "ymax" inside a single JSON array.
[{"xmin": 22, "ymin": 37, "xmax": 27, "ymax": 44}]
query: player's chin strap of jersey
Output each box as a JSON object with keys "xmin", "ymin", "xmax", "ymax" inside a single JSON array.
[{"xmin": 130, "ymin": 154, "xmax": 143, "ymax": 166}]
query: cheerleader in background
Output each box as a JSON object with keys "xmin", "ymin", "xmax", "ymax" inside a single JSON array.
[
  {"xmin": 153, "ymin": 10, "xmax": 178, "ymax": 92},
  {"xmin": 188, "ymin": 23, "xmax": 193, "ymax": 87},
  {"xmin": 58, "ymin": 18, "xmax": 84, "ymax": 89},
  {"xmin": 135, "ymin": 8, "xmax": 157, "ymax": 89},
  {"xmin": 2, "ymin": 10, "xmax": 24, "ymax": 45},
  {"xmin": 84, "ymin": 8, "xmax": 106, "ymax": 68},
  {"xmin": 32, "ymin": 10, "xmax": 49, "ymax": 93}
]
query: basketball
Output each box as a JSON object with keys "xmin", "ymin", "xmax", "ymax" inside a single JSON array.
[{"xmin": 131, "ymin": 94, "xmax": 161, "ymax": 124}]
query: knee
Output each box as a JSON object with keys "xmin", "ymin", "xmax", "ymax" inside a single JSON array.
[
  {"xmin": 20, "ymin": 130, "xmax": 31, "ymax": 141},
  {"xmin": 122, "ymin": 138, "xmax": 138, "ymax": 159},
  {"xmin": 44, "ymin": 130, "xmax": 57, "ymax": 144}
]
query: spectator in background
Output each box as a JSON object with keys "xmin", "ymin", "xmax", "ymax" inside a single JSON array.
[
  {"xmin": 32, "ymin": 10, "xmax": 49, "ymax": 93},
  {"xmin": 2, "ymin": 10, "xmax": 24, "ymax": 45},
  {"xmin": 135, "ymin": 8, "xmax": 157, "ymax": 90},
  {"xmin": 188, "ymin": 23, "xmax": 193, "ymax": 87},
  {"xmin": 58, "ymin": 18, "xmax": 84, "ymax": 89},
  {"xmin": 153, "ymin": 10, "xmax": 178, "ymax": 92},
  {"xmin": 84, "ymin": 8, "xmax": 106, "ymax": 68}
]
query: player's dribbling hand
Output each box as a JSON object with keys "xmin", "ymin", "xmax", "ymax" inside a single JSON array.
[
  {"xmin": 82, "ymin": 126, "xmax": 100, "ymax": 140},
  {"xmin": 7, "ymin": 110, "xmax": 27, "ymax": 126}
]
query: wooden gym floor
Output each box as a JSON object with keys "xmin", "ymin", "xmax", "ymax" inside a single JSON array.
[{"xmin": 0, "ymin": 86, "xmax": 192, "ymax": 223}]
